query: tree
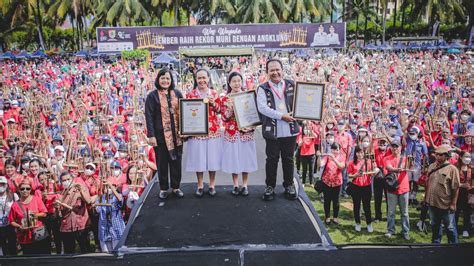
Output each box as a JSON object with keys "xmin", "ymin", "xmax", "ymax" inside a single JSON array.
[
  {"xmin": 343, "ymin": 0, "xmax": 365, "ymax": 42},
  {"xmin": 381, "ymin": 0, "xmax": 388, "ymax": 43},
  {"xmin": 410, "ymin": 0, "xmax": 465, "ymax": 28},
  {"xmin": 362, "ymin": 0, "xmax": 377, "ymax": 45},
  {"xmin": 0, "ymin": 0, "xmax": 46, "ymax": 49}
]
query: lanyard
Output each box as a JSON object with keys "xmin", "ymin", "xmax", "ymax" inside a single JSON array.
[{"xmin": 269, "ymin": 81, "xmax": 286, "ymax": 101}]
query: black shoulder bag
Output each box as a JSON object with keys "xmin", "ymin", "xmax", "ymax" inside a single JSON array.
[
  {"xmin": 384, "ymin": 156, "xmax": 404, "ymax": 192},
  {"xmin": 18, "ymin": 201, "xmax": 49, "ymax": 242}
]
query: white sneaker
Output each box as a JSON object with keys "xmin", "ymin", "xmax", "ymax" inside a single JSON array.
[
  {"xmin": 416, "ymin": 221, "xmax": 423, "ymax": 232},
  {"xmin": 355, "ymin": 223, "xmax": 361, "ymax": 232},
  {"xmin": 385, "ymin": 232, "xmax": 392, "ymax": 238},
  {"xmin": 367, "ymin": 224, "xmax": 374, "ymax": 233},
  {"xmin": 462, "ymin": 231, "xmax": 469, "ymax": 238}
]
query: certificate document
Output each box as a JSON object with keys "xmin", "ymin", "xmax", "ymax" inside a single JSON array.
[
  {"xmin": 230, "ymin": 91, "xmax": 261, "ymax": 129},
  {"xmin": 179, "ymin": 99, "xmax": 209, "ymax": 136},
  {"xmin": 293, "ymin": 82, "xmax": 325, "ymax": 121}
]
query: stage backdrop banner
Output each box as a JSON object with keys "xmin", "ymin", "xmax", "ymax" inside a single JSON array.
[{"xmin": 96, "ymin": 23, "xmax": 346, "ymax": 52}]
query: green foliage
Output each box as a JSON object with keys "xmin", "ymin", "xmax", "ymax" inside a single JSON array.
[
  {"xmin": 304, "ymin": 187, "xmax": 474, "ymax": 245},
  {"xmin": 121, "ymin": 49, "xmax": 150, "ymax": 60},
  {"xmin": 0, "ymin": 0, "xmax": 472, "ymax": 50}
]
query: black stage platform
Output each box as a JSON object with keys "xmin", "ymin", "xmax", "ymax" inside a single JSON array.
[
  {"xmin": 122, "ymin": 183, "xmax": 323, "ymax": 249},
  {"xmin": 2, "ymin": 244, "xmax": 473, "ymax": 265}
]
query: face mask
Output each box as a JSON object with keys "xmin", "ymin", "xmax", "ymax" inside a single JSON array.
[
  {"xmin": 337, "ymin": 125, "xmax": 345, "ymax": 131},
  {"xmin": 327, "ymin": 124, "xmax": 334, "ymax": 129},
  {"xmin": 379, "ymin": 145, "xmax": 387, "ymax": 151},
  {"xmin": 409, "ymin": 134, "xmax": 418, "ymax": 141},
  {"xmin": 62, "ymin": 180, "xmax": 72, "ymax": 188},
  {"xmin": 117, "ymin": 133, "xmax": 123, "ymax": 138},
  {"xmin": 78, "ymin": 144, "xmax": 86, "ymax": 149},
  {"xmin": 85, "ymin": 169, "xmax": 94, "ymax": 176},
  {"xmin": 389, "ymin": 129, "xmax": 397, "ymax": 135},
  {"xmin": 107, "ymin": 188, "xmax": 113, "ymax": 194},
  {"xmin": 362, "ymin": 142, "xmax": 370, "ymax": 148},
  {"xmin": 113, "ymin": 169, "xmax": 121, "ymax": 176},
  {"xmin": 462, "ymin": 158, "xmax": 472, "ymax": 165},
  {"xmin": 120, "ymin": 152, "xmax": 127, "ymax": 158},
  {"xmin": 327, "ymin": 138, "xmax": 335, "ymax": 145},
  {"xmin": 0, "ymin": 186, "xmax": 6, "ymax": 193},
  {"xmin": 131, "ymin": 135, "xmax": 138, "ymax": 141},
  {"xmin": 103, "ymin": 142, "xmax": 110, "ymax": 147},
  {"xmin": 350, "ymin": 125, "xmax": 357, "ymax": 131},
  {"xmin": 128, "ymin": 116, "xmax": 134, "ymax": 121},
  {"xmin": 25, "ymin": 152, "xmax": 33, "ymax": 157},
  {"xmin": 334, "ymin": 109, "xmax": 340, "ymax": 114},
  {"xmin": 22, "ymin": 163, "xmax": 29, "ymax": 170},
  {"xmin": 50, "ymin": 121, "xmax": 57, "ymax": 126},
  {"xmin": 461, "ymin": 115, "xmax": 469, "ymax": 121}
]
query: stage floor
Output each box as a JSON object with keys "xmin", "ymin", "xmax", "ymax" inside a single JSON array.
[{"xmin": 123, "ymin": 183, "xmax": 323, "ymax": 249}]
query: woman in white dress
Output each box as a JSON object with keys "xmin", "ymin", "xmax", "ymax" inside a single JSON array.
[
  {"xmin": 185, "ymin": 69, "xmax": 223, "ymax": 197},
  {"xmin": 217, "ymin": 72, "xmax": 258, "ymax": 196}
]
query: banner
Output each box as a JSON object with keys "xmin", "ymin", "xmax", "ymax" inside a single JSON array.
[{"xmin": 96, "ymin": 23, "xmax": 346, "ymax": 52}]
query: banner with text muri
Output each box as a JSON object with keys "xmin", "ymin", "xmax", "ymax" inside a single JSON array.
[{"xmin": 96, "ymin": 23, "xmax": 346, "ymax": 53}]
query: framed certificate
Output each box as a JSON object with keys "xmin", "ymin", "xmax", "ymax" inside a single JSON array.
[
  {"xmin": 179, "ymin": 99, "xmax": 209, "ymax": 136},
  {"xmin": 229, "ymin": 90, "xmax": 262, "ymax": 129},
  {"xmin": 292, "ymin": 82, "xmax": 325, "ymax": 121}
]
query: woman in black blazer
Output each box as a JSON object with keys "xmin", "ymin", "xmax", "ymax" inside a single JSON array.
[{"xmin": 145, "ymin": 68, "xmax": 184, "ymax": 199}]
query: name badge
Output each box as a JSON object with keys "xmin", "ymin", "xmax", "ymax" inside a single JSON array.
[{"xmin": 265, "ymin": 126, "xmax": 272, "ymax": 132}]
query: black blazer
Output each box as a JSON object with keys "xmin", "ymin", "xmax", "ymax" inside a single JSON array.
[{"xmin": 145, "ymin": 89, "xmax": 183, "ymax": 145}]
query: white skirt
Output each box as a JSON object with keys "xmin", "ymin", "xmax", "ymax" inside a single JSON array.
[
  {"xmin": 221, "ymin": 138, "xmax": 258, "ymax": 174},
  {"xmin": 185, "ymin": 137, "xmax": 223, "ymax": 172}
]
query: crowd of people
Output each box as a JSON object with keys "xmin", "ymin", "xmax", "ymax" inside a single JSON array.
[{"xmin": 0, "ymin": 47, "xmax": 472, "ymax": 256}]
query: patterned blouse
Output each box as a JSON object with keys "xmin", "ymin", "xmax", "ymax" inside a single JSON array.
[
  {"xmin": 217, "ymin": 95, "xmax": 255, "ymax": 142},
  {"xmin": 95, "ymin": 195, "xmax": 126, "ymax": 242},
  {"xmin": 186, "ymin": 88, "xmax": 222, "ymax": 140},
  {"xmin": 321, "ymin": 153, "xmax": 346, "ymax": 187}
]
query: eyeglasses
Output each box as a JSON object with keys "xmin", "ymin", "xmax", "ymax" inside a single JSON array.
[
  {"xmin": 391, "ymin": 145, "xmax": 400, "ymax": 148},
  {"xmin": 85, "ymin": 167, "xmax": 95, "ymax": 170},
  {"xmin": 19, "ymin": 187, "xmax": 31, "ymax": 191}
]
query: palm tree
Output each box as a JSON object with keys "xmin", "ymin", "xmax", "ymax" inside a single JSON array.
[
  {"xmin": 464, "ymin": 0, "xmax": 474, "ymax": 42},
  {"xmin": 48, "ymin": 0, "xmax": 95, "ymax": 50},
  {"xmin": 380, "ymin": 0, "xmax": 388, "ymax": 43},
  {"xmin": 234, "ymin": 0, "xmax": 288, "ymax": 23},
  {"xmin": 290, "ymin": 0, "xmax": 329, "ymax": 23},
  {"xmin": 362, "ymin": 0, "xmax": 377, "ymax": 45},
  {"xmin": 343, "ymin": 0, "xmax": 364, "ymax": 42},
  {"xmin": 1, "ymin": 0, "xmax": 46, "ymax": 49},
  {"xmin": 411, "ymin": 0, "xmax": 465, "ymax": 27}
]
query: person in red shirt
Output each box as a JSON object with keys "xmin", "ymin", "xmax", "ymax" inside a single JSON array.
[
  {"xmin": 35, "ymin": 171, "xmax": 62, "ymax": 255},
  {"xmin": 320, "ymin": 143, "xmax": 346, "ymax": 225},
  {"xmin": 348, "ymin": 145, "xmax": 378, "ymax": 233},
  {"xmin": 373, "ymin": 138, "xmax": 391, "ymax": 222},
  {"xmin": 297, "ymin": 121, "xmax": 318, "ymax": 185},
  {"xmin": 383, "ymin": 138, "xmax": 410, "ymax": 240},
  {"xmin": 54, "ymin": 171, "xmax": 91, "ymax": 254},
  {"xmin": 8, "ymin": 179, "xmax": 50, "ymax": 255}
]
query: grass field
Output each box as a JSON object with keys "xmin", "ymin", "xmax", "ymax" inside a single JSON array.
[{"xmin": 304, "ymin": 186, "xmax": 474, "ymax": 245}]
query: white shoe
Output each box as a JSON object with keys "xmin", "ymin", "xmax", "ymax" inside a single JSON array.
[
  {"xmin": 367, "ymin": 224, "xmax": 374, "ymax": 233},
  {"xmin": 462, "ymin": 231, "xmax": 469, "ymax": 238},
  {"xmin": 355, "ymin": 223, "xmax": 361, "ymax": 232},
  {"xmin": 385, "ymin": 232, "xmax": 392, "ymax": 238},
  {"xmin": 416, "ymin": 221, "xmax": 423, "ymax": 232}
]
